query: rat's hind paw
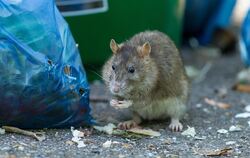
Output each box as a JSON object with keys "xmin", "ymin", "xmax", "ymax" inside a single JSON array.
[
  {"xmin": 118, "ymin": 120, "xmax": 138, "ymax": 130},
  {"xmin": 169, "ymin": 119, "xmax": 183, "ymax": 132}
]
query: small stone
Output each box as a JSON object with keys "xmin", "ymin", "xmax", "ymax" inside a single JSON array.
[
  {"xmin": 77, "ymin": 141, "xmax": 86, "ymax": 148},
  {"xmin": 196, "ymin": 104, "xmax": 202, "ymax": 108},
  {"xmin": 91, "ymin": 150, "xmax": 100, "ymax": 154},
  {"xmin": 203, "ymin": 108, "xmax": 210, "ymax": 113},
  {"xmin": 194, "ymin": 136, "xmax": 206, "ymax": 140},
  {"xmin": 217, "ymin": 129, "xmax": 228, "ymax": 134},
  {"xmin": 163, "ymin": 139, "xmax": 172, "ymax": 145},
  {"xmin": 245, "ymin": 105, "xmax": 250, "ymax": 112},
  {"xmin": 118, "ymin": 154, "xmax": 126, "ymax": 158},
  {"xmin": 1, "ymin": 147, "xmax": 11, "ymax": 151},
  {"xmin": 235, "ymin": 112, "xmax": 250, "ymax": 118},
  {"xmin": 66, "ymin": 140, "xmax": 74, "ymax": 146},
  {"xmin": 147, "ymin": 152, "xmax": 154, "ymax": 157},
  {"xmin": 0, "ymin": 128, "xmax": 5, "ymax": 134},
  {"xmin": 226, "ymin": 141, "xmax": 236, "ymax": 145},
  {"xmin": 102, "ymin": 140, "xmax": 112, "ymax": 148},
  {"xmin": 229, "ymin": 125, "xmax": 242, "ymax": 132},
  {"xmin": 17, "ymin": 146, "xmax": 24, "ymax": 151}
]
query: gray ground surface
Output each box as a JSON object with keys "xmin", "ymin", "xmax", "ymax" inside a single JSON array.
[{"xmin": 1, "ymin": 49, "xmax": 250, "ymax": 158}]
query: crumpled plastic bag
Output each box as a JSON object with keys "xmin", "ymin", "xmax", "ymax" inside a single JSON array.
[
  {"xmin": 0, "ymin": 0, "xmax": 92, "ymax": 128},
  {"xmin": 240, "ymin": 10, "xmax": 250, "ymax": 66}
]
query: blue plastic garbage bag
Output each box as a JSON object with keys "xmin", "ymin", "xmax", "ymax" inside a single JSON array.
[
  {"xmin": 240, "ymin": 10, "xmax": 250, "ymax": 66},
  {"xmin": 0, "ymin": 0, "xmax": 93, "ymax": 128}
]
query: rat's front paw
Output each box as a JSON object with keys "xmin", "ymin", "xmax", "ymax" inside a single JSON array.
[
  {"xmin": 110, "ymin": 99, "xmax": 119, "ymax": 107},
  {"xmin": 110, "ymin": 99, "xmax": 132, "ymax": 109},
  {"xmin": 169, "ymin": 119, "xmax": 183, "ymax": 132},
  {"xmin": 118, "ymin": 120, "xmax": 138, "ymax": 130}
]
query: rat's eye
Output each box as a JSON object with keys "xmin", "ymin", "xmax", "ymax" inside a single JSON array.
[
  {"xmin": 112, "ymin": 65, "xmax": 115, "ymax": 71},
  {"xmin": 128, "ymin": 66, "xmax": 135, "ymax": 73}
]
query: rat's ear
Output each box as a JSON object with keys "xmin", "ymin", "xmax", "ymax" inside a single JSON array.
[
  {"xmin": 137, "ymin": 42, "xmax": 151, "ymax": 57},
  {"xmin": 110, "ymin": 39, "xmax": 120, "ymax": 54}
]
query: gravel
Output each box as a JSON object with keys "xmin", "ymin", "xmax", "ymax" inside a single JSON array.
[{"xmin": 1, "ymin": 49, "xmax": 250, "ymax": 158}]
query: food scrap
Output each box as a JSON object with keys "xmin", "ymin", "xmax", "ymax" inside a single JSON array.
[
  {"xmin": 204, "ymin": 98, "xmax": 231, "ymax": 109},
  {"xmin": 229, "ymin": 125, "xmax": 242, "ymax": 132},
  {"xmin": 93, "ymin": 123, "xmax": 116, "ymax": 135},
  {"xmin": 235, "ymin": 112, "xmax": 250, "ymax": 118},
  {"xmin": 102, "ymin": 140, "xmax": 112, "ymax": 148},
  {"xmin": 71, "ymin": 127, "xmax": 86, "ymax": 148},
  {"xmin": 233, "ymin": 84, "xmax": 250, "ymax": 93},
  {"xmin": 181, "ymin": 126, "xmax": 196, "ymax": 137},
  {"xmin": 93, "ymin": 123, "xmax": 161, "ymax": 138}
]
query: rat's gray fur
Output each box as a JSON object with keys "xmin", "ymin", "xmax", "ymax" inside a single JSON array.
[{"xmin": 102, "ymin": 31, "xmax": 189, "ymax": 131}]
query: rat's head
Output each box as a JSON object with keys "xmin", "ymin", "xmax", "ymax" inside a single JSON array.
[{"xmin": 108, "ymin": 39, "xmax": 157, "ymax": 98}]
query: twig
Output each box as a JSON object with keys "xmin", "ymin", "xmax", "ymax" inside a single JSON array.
[{"xmin": 2, "ymin": 126, "xmax": 45, "ymax": 141}]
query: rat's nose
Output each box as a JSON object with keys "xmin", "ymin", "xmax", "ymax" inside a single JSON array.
[{"xmin": 112, "ymin": 82, "xmax": 121, "ymax": 93}]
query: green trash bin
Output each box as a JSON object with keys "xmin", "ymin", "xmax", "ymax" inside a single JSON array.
[{"xmin": 57, "ymin": 0, "xmax": 185, "ymax": 81}]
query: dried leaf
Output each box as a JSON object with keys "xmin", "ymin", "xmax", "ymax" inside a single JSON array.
[
  {"xmin": 205, "ymin": 147, "xmax": 232, "ymax": 156},
  {"xmin": 235, "ymin": 112, "xmax": 250, "ymax": 118},
  {"xmin": 127, "ymin": 128, "xmax": 161, "ymax": 137},
  {"xmin": 112, "ymin": 129, "xmax": 144, "ymax": 139},
  {"xmin": 233, "ymin": 84, "xmax": 250, "ymax": 93},
  {"xmin": 181, "ymin": 126, "xmax": 196, "ymax": 137},
  {"xmin": 93, "ymin": 123, "xmax": 116, "ymax": 135},
  {"xmin": 122, "ymin": 143, "xmax": 133, "ymax": 148},
  {"xmin": 204, "ymin": 98, "xmax": 231, "ymax": 109}
]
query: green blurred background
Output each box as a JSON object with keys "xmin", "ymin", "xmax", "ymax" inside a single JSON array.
[{"xmin": 58, "ymin": 0, "xmax": 185, "ymax": 81}]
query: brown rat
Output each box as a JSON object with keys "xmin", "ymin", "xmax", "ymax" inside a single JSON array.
[{"xmin": 102, "ymin": 31, "xmax": 189, "ymax": 132}]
